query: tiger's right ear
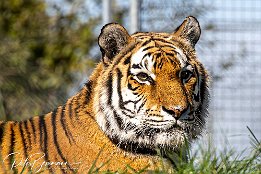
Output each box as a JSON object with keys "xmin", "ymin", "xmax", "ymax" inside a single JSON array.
[
  {"xmin": 98, "ymin": 23, "xmax": 131, "ymax": 65},
  {"xmin": 173, "ymin": 16, "xmax": 201, "ymax": 48}
]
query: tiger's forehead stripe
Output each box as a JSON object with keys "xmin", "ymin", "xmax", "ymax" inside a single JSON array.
[
  {"xmin": 130, "ymin": 40, "xmax": 188, "ymax": 74},
  {"xmin": 130, "ymin": 48, "xmax": 156, "ymax": 80}
]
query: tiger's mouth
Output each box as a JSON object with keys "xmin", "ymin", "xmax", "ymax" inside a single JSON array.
[
  {"xmin": 143, "ymin": 119, "xmax": 176, "ymax": 128},
  {"xmin": 131, "ymin": 117, "xmax": 193, "ymax": 139},
  {"xmin": 143, "ymin": 120, "xmax": 188, "ymax": 132},
  {"xmin": 139, "ymin": 112, "xmax": 196, "ymax": 129}
]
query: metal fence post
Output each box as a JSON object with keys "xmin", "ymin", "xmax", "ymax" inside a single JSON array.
[
  {"xmin": 102, "ymin": 0, "xmax": 112, "ymax": 25},
  {"xmin": 130, "ymin": 0, "xmax": 140, "ymax": 34}
]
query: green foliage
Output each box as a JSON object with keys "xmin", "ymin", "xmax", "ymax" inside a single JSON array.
[{"xmin": 0, "ymin": 0, "xmax": 98, "ymax": 120}]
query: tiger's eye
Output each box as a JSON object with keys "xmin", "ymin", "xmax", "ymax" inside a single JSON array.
[
  {"xmin": 180, "ymin": 70, "xmax": 193, "ymax": 82},
  {"xmin": 136, "ymin": 72, "xmax": 150, "ymax": 81}
]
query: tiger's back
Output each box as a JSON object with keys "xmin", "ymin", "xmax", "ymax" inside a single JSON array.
[{"xmin": 0, "ymin": 16, "xmax": 209, "ymax": 173}]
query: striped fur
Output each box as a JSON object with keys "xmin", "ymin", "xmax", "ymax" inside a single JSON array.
[{"xmin": 0, "ymin": 16, "xmax": 209, "ymax": 173}]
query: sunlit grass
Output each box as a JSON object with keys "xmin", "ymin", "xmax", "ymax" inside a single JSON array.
[{"xmin": 95, "ymin": 127, "xmax": 260, "ymax": 174}]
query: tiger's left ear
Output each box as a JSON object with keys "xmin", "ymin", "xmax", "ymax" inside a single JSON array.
[
  {"xmin": 173, "ymin": 16, "xmax": 201, "ymax": 47},
  {"xmin": 98, "ymin": 23, "xmax": 131, "ymax": 64}
]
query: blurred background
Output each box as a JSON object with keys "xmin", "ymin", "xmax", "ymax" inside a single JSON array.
[{"xmin": 0, "ymin": 0, "xmax": 260, "ymax": 156}]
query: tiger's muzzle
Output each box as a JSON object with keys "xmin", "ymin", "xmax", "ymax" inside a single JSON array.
[{"xmin": 162, "ymin": 105, "xmax": 195, "ymax": 122}]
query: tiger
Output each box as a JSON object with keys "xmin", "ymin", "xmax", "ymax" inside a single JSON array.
[{"xmin": 0, "ymin": 16, "xmax": 209, "ymax": 173}]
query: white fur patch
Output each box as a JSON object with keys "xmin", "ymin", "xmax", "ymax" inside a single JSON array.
[
  {"xmin": 174, "ymin": 47, "xmax": 187, "ymax": 67},
  {"xmin": 131, "ymin": 48, "xmax": 147, "ymax": 65},
  {"xmin": 130, "ymin": 48, "xmax": 156, "ymax": 81}
]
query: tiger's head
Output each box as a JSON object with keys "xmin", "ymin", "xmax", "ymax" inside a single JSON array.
[{"xmin": 93, "ymin": 16, "xmax": 209, "ymax": 155}]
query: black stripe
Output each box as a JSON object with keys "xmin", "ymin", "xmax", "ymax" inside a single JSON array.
[
  {"xmin": 39, "ymin": 115, "xmax": 53, "ymax": 173},
  {"xmin": 122, "ymin": 111, "xmax": 135, "ymax": 118},
  {"xmin": 60, "ymin": 105, "xmax": 75, "ymax": 145},
  {"xmin": 112, "ymin": 69, "xmax": 125, "ymax": 130},
  {"xmin": 19, "ymin": 122, "xmax": 28, "ymax": 161},
  {"xmin": 127, "ymin": 65, "xmax": 132, "ymax": 77},
  {"xmin": 109, "ymin": 136, "xmax": 157, "ymax": 156},
  {"xmin": 84, "ymin": 81, "xmax": 92, "ymax": 104},
  {"xmin": 153, "ymin": 53, "xmax": 161, "ymax": 70},
  {"xmin": 29, "ymin": 117, "xmax": 36, "ymax": 143},
  {"xmin": 140, "ymin": 39, "xmax": 152, "ymax": 47},
  {"xmin": 131, "ymin": 64, "xmax": 141, "ymax": 69},
  {"xmin": 113, "ymin": 111, "xmax": 124, "ymax": 130},
  {"xmin": 193, "ymin": 65, "xmax": 200, "ymax": 102},
  {"xmin": 125, "ymin": 122, "xmax": 137, "ymax": 131},
  {"xmin": 133, "ymin": 92, "xmax": 139, "ymax": 95},
  {"xmin": 142, "ymin": 46, "xmax": 154, "ymax": 52},
  {"xmin": 9, "ymin": 123, "xmax": 17, "ymax": 173},
  {"xmin": 155, "ymin": 52, "xmax": 161, "ymax": 59},
  {"xmin": 0, "ymin": 122, "xmax": 5, "ymax": 144},
  {"xmin": 133, "ymin": 97, "xmax": 142, "ymax": 104},
  {"xmin": 51, "ymin": 109, "xmax": 65, "ymax": 173},
  {"xmin": 157, "ymin": 58, "xmax": 164, "ymax": 69},
  {"xmin": 154, "ymin": 38, "xmax": 175, "ymax": 45},
  {"xmin": 165, "ymin": 52, "xmax": 174, "ymax": 57},
  {"xmin": 169, "ymin": 58, "xmax": 179, "ymax": 65},
  {"xmin": 136, "ymin": 92, "xmax": 145, "ymax": 98},
  {"xmin": 24, "ymin": 120, "xmax": 32, "ymax": 149},
  {"xmin": 116, "ymin": 68, "xmax": 123, "ymax": 95},
  {"xmin": 153, "ymin": 61, "xmax": 157, "ymax": 69},
  {"xmin": 68, "ymin": 100, "xmax": 73, "ymax": 120},
  {"xmin": 123, "ymin": 100, "xmax": 135, "ymax": 105},
  {"xmin": 199, "ymin": 65, "xmax": 206, "ymax": 102},
  {"xmin": 117, "ymin": 69, "xmax": 135, "ymax": 115},
  {"xmin": 123, "ymin": 55, "xmax": 131, "ymax": 64},
  {"xmin": 107, "ymin": 72, "xmax": 113, "ymax": 106},
  {"xmin": 180, "ymin": 78, "xmax": 192, "ymax": 115},
  {"xmin": 105, "ymin": 121, "xmax": 110, "ymax": 130},
  {"xmin": 105, "ymin": 69, "xmax": 132, "ymax": 130},
  {"xmin": 39, "ymin": 117, "xmax": 44, "ymax": 151},
  {"xmin": 142, "ymin": 52, "xmax": 150, "ymax": 61},
  {"xmin": 127, "ymin": 82, "xmax": 139, "ymax": 91},
  {"xmin": 52, "ymin": 108, "xmax": 74, "ymax": 173},
  {"xmin": 137, "ymin": 100, "xmax": 146, "ymax": 113},
  {"xmin": 74, "ymin": 98, "xmax": 80, "ymax": 121},
  {"xmin": 197, "ymin": 67, "xmax": 208, "ymax": 124}
]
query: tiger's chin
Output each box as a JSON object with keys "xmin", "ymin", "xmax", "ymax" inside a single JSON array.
[{"xmin": 108, "ymin": 119, "xmax": 201, "ymax": 155}]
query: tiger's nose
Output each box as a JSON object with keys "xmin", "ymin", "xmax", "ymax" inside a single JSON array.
[{"xmin": 162, "ymin": 105, "xmax": 191, "ymax": 120}]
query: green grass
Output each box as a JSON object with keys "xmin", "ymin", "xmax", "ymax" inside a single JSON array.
[{"xmin": 94, "ymin": 127, "xmax": 260, "ymax": 174}]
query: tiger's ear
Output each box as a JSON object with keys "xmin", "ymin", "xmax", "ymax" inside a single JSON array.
[
  {"xmin": 173, "ymin": 16, "xmax": 201, "ymax": 47},
  {"xmin": 98, "ymin": 23, "xmax": 131, "ymax": 64}
]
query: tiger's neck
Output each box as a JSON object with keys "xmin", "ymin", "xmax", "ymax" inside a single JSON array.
[{"xmin": 69, "ymin": 63, "xmax": 103, "ymax": 119}]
